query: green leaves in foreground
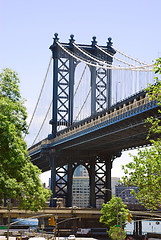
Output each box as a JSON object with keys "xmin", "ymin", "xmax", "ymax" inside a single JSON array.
[
  {"xmin": 100, "ymin": 196, "xmax": 131, "ymax": 240},
  {"xmin": 108, "ymin": 226, "xmax": 126, "ymax": 240},
  {"xmin": 122, "ymin": 141, "xmax": 161, "ymax": 211},
  {"xmin": 0, "ymin": 68, "xmax": 51, "ymax": 211},
  {"xmin": 121, "ymin": 58, "xmax": 161, "ymax": 211}
]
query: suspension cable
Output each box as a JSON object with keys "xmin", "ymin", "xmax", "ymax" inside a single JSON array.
[
  {"xmin": 32, "ymin": 64, "xmax": 88, "ymax": 142},
  {"xmin": 112, "ymin": 46, "xmax": 149, "ymax": 65},
  {"xmin": 57, "ymin": 41, "xmax": 109, "ymax": 68},
  {"xmin": 73, "ymin": 42, "xmax": 114, "ymax": 67},
  {"xmin": 74, "ymin": 65, "xmax": 87, "ymax": 96},
  {"xmin": 32, "ymin": 64, "xmax": 68, "ymax": 141},
  {"xmin": 95, "ymin": 44, "xmax": 154, "ymax": 69},
  {"xmin": 74, "ymin": 42, "xmax": 137, "ymax": 67},
  {"xmin": 75, "ymin": 88, "xmax": 91, "ymax": 121},
  {"xmin": 32, "ymin": 100, "xmax": 52, "ymax": 146},
  {"xmin": 27, "ymin": 56, "xmax": 52, "ymax": 132},
  {"xmin": 96, "ymin": 44, "xmax": 138, "ymax": 67},
  {"xmin": 57, "ymin": 42, "xmax": 153, "ymax": 71}
]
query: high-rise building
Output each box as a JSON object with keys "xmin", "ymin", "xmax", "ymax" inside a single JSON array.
[
  {"xmin": 73, "ymin": 165, "xmax": 88, "ymax": 177},
  {"xmin": 72, "ymin": 166, "xmax": 121, "ymax": 208},
  {"xmin": 111, "ymin": 177, "xmax": 120, "ymax": 195},
  {"xmin": 72, "ymin": 176, "xmax": 89, "ymax": 207},
  {"xmin": 72, "ymin": 165, "xmax": 89, "ymax": 207},
  {"xmin": 115, "ymin": 184, "xmax": 139, "ymax": 205}
]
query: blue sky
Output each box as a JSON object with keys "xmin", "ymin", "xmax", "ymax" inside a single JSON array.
[{"xmin": 1, "ymin": 0, "xmax": 161, "ymax": 183}]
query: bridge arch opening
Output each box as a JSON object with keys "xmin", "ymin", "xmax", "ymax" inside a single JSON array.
[
  {"xmin": 73, "ymin": 62, "xmax": 91, "ymax": 122},
  {"xmin": 72, "ymin": 164, "xmax": 90, "ymax": 208}
]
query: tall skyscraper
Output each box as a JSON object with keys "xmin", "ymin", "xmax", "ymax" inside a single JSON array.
[
  {"xmin": 72, "ymin": 165, "xmax": 89, "ymax": 207},
  {"xmin": 73, "ymin": 165, "xmax": 88, "ymax": 177}
]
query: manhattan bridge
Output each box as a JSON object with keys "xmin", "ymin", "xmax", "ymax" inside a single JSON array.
[{"xmin": 27, "ymin": 33, "xmax": 159, "ymax": 208}]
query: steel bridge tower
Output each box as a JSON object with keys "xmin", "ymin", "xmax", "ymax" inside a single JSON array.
[{"xmin": 48, "ymin": 34, "xmax": 120, "ymax": 208}]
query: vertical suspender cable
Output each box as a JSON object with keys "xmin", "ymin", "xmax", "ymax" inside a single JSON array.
[{"xmin": 27, "ymin": 56, "xmax": 52, "ymax": 132}]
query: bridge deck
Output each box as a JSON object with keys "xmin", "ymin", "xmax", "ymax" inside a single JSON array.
[
  {"xmin": 28, "ymin": 91, "xmax": 160, "ymax": 171},
  {"xmin": 0, "ymin": 207, "xmax": 161, "ymax": 221}
]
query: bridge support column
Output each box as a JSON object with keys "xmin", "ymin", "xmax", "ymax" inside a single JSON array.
[
  {"xmin": 104, "ymin": 155, "xmax": 112, "ymax": 203},
  {"xmin": 69, "ymin": 52, "xmax": 75, "ymax": 125},
  {"xmin": 91, "ymin": 66, "xmax": 96, "ymax": 115},
  {"xmin": 66, "ymin": 162, "xmax": 73, "ymax": 207},
  {"xmin": 107, "ymin": 68, "xmax": 112, "ymax": 108},
  {"xmin": 89, "ymin": 159, "xmax": 96, "ymax": 208},
  {"xmin": 49, "ymin": 152, "xmax": 57, "ymax": 207},
  {"xmin": 50, "ymin": 34, "xmax": 59, "ymax": 137}
]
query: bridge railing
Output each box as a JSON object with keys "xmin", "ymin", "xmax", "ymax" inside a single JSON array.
[
  {"xmin": 28, "ymin": 93, "xmax": 157, "ymax": 155},
  {"xmin": 50, "ymin": 93, "xmax": 152, "ymax": 139}
]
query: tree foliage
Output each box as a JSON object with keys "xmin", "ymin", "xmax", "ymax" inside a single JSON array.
[
  {"xmin": 0, "ymin": 68, "xmax": 51, "ymax": 211},
  {"xmin": 100, "ymin": 196, "xmax": 130, "ymax": 228},
  {"xmin": 121, "ymin": 58, "xmax": 161, "ymax": 211},
  {"xmin": 100, "ymin": 196, "xmax": 131, "ymax": 240},
  {"xmin": 108, "ymin": 226, "xmax": 126, "ymax": 240}
]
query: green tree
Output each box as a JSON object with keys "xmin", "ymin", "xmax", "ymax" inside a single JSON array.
[
  {"xmin": 100, "ymin": 196, "xmax": 130, "ymax": 240},
  {"xmin": 121, "ymin": 58, "xmax": 161, "ymax": 211},
  {"xmin": 0, "ymin": 68, "xmax": 51, "ymax": 211},
  {"xmin": 108, "ymin": 226, "xmax": 126, "ymax": 240}
]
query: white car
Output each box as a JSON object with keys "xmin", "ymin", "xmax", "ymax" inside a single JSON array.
[{"xmin": 68, "ymin": 235, "xmax": 75, "ymax": 240}]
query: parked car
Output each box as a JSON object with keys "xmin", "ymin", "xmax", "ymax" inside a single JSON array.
[{"xmin": 68, "ymin": 235, "xmax": 75, "ymax": 240}]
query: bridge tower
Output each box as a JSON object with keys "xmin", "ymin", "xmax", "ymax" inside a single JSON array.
[
  {"xmin": 48, "ymin": 34, "xmax": 118, "ymax": 208},
  {"xmin": 49, "ymin": 33, "xmax": 116, "ymax": 137}
]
